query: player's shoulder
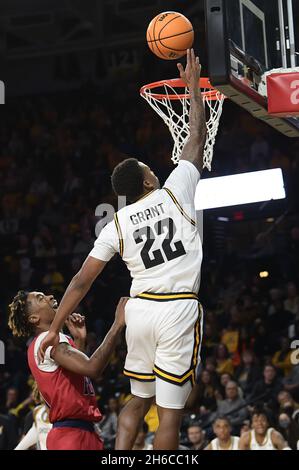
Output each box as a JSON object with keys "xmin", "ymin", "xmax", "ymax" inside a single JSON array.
[
  {"xmin": 115, "ymin": 204, "xmax": 129, "ymax": 218},
  {"xmin": 270, "ymin": 428, "xmax": 283, "ymax": 442},
  {"xmin": 33, "ymin": 331, "xmax": 69, "ymax": 351},
  {"xmin": 240, "ymin": 430, "xmax": 251, "ymax": 445},
  {"xmin": 164, "ymin": 160, "xmax": 200, "ymax": 183}
]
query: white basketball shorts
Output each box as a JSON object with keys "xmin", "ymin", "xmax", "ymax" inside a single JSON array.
[{"xmin": 123, "ymin": 292, "xmax": 203, "ymax": 409}]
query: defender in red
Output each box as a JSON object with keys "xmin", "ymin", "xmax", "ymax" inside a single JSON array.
[{"xmin": 8, "ymin": 290, "xmax": 127, "ymax": 450}]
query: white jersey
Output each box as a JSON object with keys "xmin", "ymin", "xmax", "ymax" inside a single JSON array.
[
  {"xmin": 210, "ymin": 436, "xmax": 240, "ymax": 450},
  {"xmin": 249, "ymin": 428, "xmax": 276, "ymax": 450},
  {"xmin": 90, "ymin": 161, "xmax": 202, "ymax": 297},
  {"xmin": 34, "ymin": 404, "xmax": 52, "ymax": 450},
  {"xmin": 15, "ymin": 404, "xmax": 52, "ymax": 450}
]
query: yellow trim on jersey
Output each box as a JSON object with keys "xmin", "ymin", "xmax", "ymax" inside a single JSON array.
[
  {"xmin": 136, "ymin": 292, "xmax": 198, "ymax": 302},
  {"xmin": 114, "ymin": 213, "xmax": 124, "ymax": 257},
  {"xmin": 163, "ymin": 187, "xmax": 196, "ymax": 227},
  {"xmin": 123, "ymin": 369, "xmax": 155, "ymax": 382},
  {"xmin": 192, "ymin": 307, "xmax": 201, "ymax": 369}
]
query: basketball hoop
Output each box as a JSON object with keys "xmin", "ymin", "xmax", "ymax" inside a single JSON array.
[{"xmin": 140, "ymin": 78, "xmax": 225, "ymax": 171}]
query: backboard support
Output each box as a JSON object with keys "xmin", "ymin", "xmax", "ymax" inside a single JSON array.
[{"xmin": 204, "ymin": 0, "xmax": 299, "ymax": 137}]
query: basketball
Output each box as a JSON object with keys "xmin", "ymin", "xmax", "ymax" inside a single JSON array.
[{"xmin": 146, "ymin": 11, "xmax": 194, "ymax": 60}]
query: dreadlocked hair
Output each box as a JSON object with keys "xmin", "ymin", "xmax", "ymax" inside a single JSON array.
[{"xmin": 8, "ymin": 290, "xmax": 33, "ymax": 338}]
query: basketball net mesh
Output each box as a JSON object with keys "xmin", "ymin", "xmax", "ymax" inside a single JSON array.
[{"xmin": 141, "ymin": 83, "xmax": 225, "ymax": 171}]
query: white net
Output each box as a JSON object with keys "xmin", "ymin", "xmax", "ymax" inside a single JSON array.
[{"xmin": 141, "ymin": 80, "xmax": 225, "ymax": 171}]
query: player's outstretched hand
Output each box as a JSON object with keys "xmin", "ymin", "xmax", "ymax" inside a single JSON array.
[
  {"xmin": 114, "ymin": 297, "xmax": 129, "ymax": 328},
  {"xmin": 37, "ymin": 330, "xmax": 59, "ymax": 363},
  {"xmin": 177, "ymin": 48, "xmax": 201, "ymax": 91}
]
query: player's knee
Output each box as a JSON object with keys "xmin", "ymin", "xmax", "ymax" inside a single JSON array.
[
  {"xmin": 117, "ymin": 396, "xmax": 150, "ymax": 429},
  {"xmin": 157, "ymin": 406, "xmax": 183, "ymax": 428}
]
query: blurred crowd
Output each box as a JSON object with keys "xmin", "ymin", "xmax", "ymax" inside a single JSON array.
[{"xmin": 0, "ymin": 84, "xmax": 299, "ymax": 449}]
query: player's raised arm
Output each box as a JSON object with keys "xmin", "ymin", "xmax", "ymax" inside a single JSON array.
[
  {"xmin": 37, "ymin": 256, "xmax": 107, "ymax": 363},
  {"xmin": 177, "ymin": 48, "xmax": 207, "ymax": 172},
  {"xmin": 51, "ymin": 297, "xmax": 128, "ymax": 379}
]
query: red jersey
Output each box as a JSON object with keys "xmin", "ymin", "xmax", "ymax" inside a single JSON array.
[{"xmin": 27, "ymin": 332, "xmax": 102, "ymax": 424}]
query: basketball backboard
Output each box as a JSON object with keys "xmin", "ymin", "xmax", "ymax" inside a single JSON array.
[{"xmin": 205, "ymin": 0, "xmax": 299, "ymax": 136}]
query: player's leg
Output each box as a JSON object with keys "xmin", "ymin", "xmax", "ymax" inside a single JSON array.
[
  {"xmin": 154, "ymin": 406, "xmax": 183, "ymax": 450},
  {"xmin": 117, "ymin": 299, "xmax": 156, "ymax": 449},
  {"xmin": 153, "ymin": 378, "xmax": 192, "ymax": 450},
  {"xmin": 115, "ymin": 394, "xmax": 153, "ymax": 450},
  {"xmin": 153, "ymin": 299, "xmax": 203, "ymax": 449}
]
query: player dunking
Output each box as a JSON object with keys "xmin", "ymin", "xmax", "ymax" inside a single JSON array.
[
  {"xmin": 8, "ymin": 290, "xmax": 127, "ymax": 450},
  {"xmin": 38, "ymin": 49, "xmax": 206, "ymax": 450}
]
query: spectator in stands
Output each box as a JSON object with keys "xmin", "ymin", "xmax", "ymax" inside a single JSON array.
[
  {"xmin": 216, "ymin": 381, "xmax": 248, "ymax": 434},
  {"xmin": 100, "ymin": 396, "xmax": 120, "ymax": 449},
  {"xmin": 42, "ymin": 260, "xmax": 65, "ymax": 294},
  {"xmin": 283, "ymin": 365, "xmax": 299, "ymax": 402},
  {"xmin": 215, "ymin": 344, "xmax": 234, "ymax": 376},
  {"xmin": 272, "ymin": 337, "xmax": 292, "ymax": 376},
  {"xmin": 187, "ymin": 424, "xmax": 208, "ymax": 450},
  {"xmin": 284, "ymin": 282, "xmax": 299, "ymax": 319},
  {"xmin": 201, "ymin": 323, "xmax": 219, "ymax": 358},
  {"xmin": 235, "ymin": 350, "xmax": 261, "ymax": 397},
  {"xmin": 278, "ymin": 409, "xmax": 299, "ymax": 450},
  {"xmin": 0, "ymin": 413, "xmax": 18, "ymax": 450},
  {"xmin": 250, "ymin": 365, "xmax": 283, "ymax": 411},
  {"xmin": 193, "ymin": 369, "xmax": 220, "ymax": 417},
  {"xmin": 277, "ymin": 390, "xmax": 299, "ymax": 412}
]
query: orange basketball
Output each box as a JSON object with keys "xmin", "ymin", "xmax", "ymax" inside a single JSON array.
[{"xmin": 146, "ymin": 11, "xmax": 194, "ymax": 60}]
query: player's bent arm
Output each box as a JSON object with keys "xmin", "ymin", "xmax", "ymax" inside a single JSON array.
[
  {"xmin": 238, "ymin": 432, "xmax": 251, "ymax": 450},
  {"xmin": 49, "ymin": 256, "xmax": 107, "ymax": 334},
  {"xmin": 51, "ymin": 321, "xmax": 123, "ymax": 379},
  {"xmin": 271, "ymin": 430, "xmax": 291, "ymax": 450}
]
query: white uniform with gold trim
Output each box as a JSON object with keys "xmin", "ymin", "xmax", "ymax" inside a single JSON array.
[
  {"xmin": 89, "ymin": 161, "xmax": 203, "ymax": 409},
  {"xmin": 210, "ymin": 436, "xmax": 240, "ymax": 450},
  {"xmin": 15, "ymin": 404, "xmax": 52, "ymax": 450},
  {"xmin": 249, "ymin": 428, "xmax": 276, "ymax": 450}
]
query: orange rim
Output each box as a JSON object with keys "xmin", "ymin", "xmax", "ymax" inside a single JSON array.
[{"xmin": 140, "ymin": 77, "xmax": 223, "ymax": 101}]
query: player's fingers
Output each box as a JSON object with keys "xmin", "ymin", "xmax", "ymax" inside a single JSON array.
[
  {"xmin": 191, "ymin": 48, "xmax": 195, "ymax": 62},
  {"xmin": 72, "ymin": 313, "xmax": 81, "ymax": 321},
  {"xmin": 37, "ymin": 345, "xmax": 44, "ymax": 364},
  {"xmin": 186, "ymin": 48, "xmax": 190, "ymax": 64}
]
